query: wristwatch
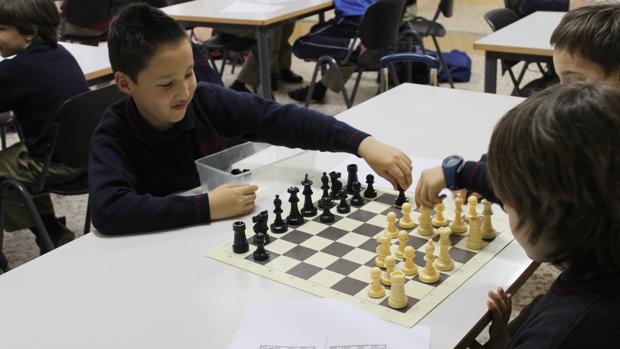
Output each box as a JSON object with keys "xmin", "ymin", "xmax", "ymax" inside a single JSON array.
[{"xmin": 442, "ymin": 155, "xmax": 465, "ymax": 190}]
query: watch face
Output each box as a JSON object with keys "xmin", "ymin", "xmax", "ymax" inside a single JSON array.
[{"xmin": 444, "ymin": 155, "xmax": 462, "ymax": 167}]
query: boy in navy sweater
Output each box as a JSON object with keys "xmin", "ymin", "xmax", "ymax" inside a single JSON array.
[
  {"xmin": 0, "ymin": 0, "xmax": 88, "ymax": 247},
  {"xmin": 414, "ymin": 3, "xmax": 620, "ymax": 208},
  {"xmin": 89, "ymin": 4, "xmax": 412, "ymax": 235},
  {"xmin": 482, "ymin": 81, "xmax": 620, "ymax": 348}
]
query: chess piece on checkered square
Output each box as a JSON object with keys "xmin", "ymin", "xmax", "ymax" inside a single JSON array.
[
  {"xmin": 350, "ymin": 181, "xmax": 365, "ymax": 207},
  {"xmin": 432, "ymin": 202, "xmax": 448, "ymax": 227},
  {"xmin": 346, "ymin": 164, "xmax": 359, "ymax": 194},
  {"xmin": 364, "ymin": 174, "xmax": 377, "ymax": 198},
  {"xmin": 318, "ymin": 172, "xmax": 331, "ymax": 209},
  {"xmin": 396, "ymin": 230, "xmax": 408, "ymax": 259},
  {"xmin": 252, "ymin": 235, "xmax": 269, "ymax": 261},
  {"xmin": 416, "ymin": 206, "xmax": 433, "ymax": 236},
  {"xmin": 402, "ymin": 246, "xmax": 418, "ymax": 276},
  {"xmin": 466, "ymin": 215, "xmax": 483, "ymax": 250},
  {"xmin": 375, "ymin": 235, "xmax": 390, "ymax": 268},
  {"xmin": 286, "ymin": 186, "xmax": 304, "ymax": 226},
  {"xmin": 252, "ymin": 211, "xmax": 271, "ymax": 245},
  {"xmin": 381, "ymin": 256, "xmax": 396, "ymax": 286},
  {"xmin": 399, "ymin": 202, "xmax": 415, "ymax": 229},
  {"xmin": 319, "ymin": 197, "xmax": 335, "ymax": 223},
  {"xmin": 270, "ymin": 195, "xmax": 288, "ymax": 234},
  {"xmin": 481, "ymin": 199, "xmax": 497, "ymax": 239},
  {"xmin": 450, "ymin": 192, "xmax": 468, "ymax": 234},
  {"xmin": 368, "ymin": 267, "xmax": 385, "ymax": 298},
  {"xmin": 301, "ymin": 175, "xmax": 317, "ymax": 217},
  {"xmin": 232, "ymin": 221, "xmax": 249, "ymax": 254},
  {"xmin": 384, "ymin": 212, "xmax": 399, "ymax": 239},
  {"xmin": 434, "ymin": 227, "xmax": 454, "ymax": 271},
  {"xmin": 336, "ymin": 188, "xmax": 351, "ymax": 214},
  {"xmin": 394, "ymin": 186, "xmax": 408, "ymax": 207},
  {"xmin": 419, "ymin": 239, "xmax": 440, "ymax": 283},
  {"xmin": 465, "ymin": 195, "xmax": 479, "ymax": 222},
  {"xmin": 329, "ymin": 171, "xmax": 342, "ymax": 200},
  {"xmin": 388, "ymin": 271, "xmax": 408, "ymax": 309}
]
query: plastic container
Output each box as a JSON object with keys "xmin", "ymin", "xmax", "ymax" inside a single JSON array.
[{"xmin": 194, "ymin": 142, "xmax": 320, "ymax": 192}]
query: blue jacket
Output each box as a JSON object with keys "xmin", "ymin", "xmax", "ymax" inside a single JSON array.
[
  {"xmin": 89, "ymin": 82, "xmax": 370, "ymax": 235},
  {"xmin": 335, "ymin": 0, "xmax": 377, "ymax": 17}
]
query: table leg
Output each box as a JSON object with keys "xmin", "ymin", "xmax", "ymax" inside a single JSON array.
[
  {"xmin": 484, "ymin": 52, "xmax": 497, "ymax": 94},
  {"xmin": 257, "ymin": 27, "xmax": 273, "ymax": 100}
]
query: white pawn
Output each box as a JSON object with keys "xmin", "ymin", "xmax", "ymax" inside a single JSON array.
[
  {"xmin": 399, "ymin": 203, "xmax": 415, "ymax": 229},
  {"xmin": 385, "ymin": 212, "xmax": 398, "ymax": 239},
  {"xmin": 481, "ymin": 199, "xmax": 497, "ymax": 239},
  {"xmin": 419, "ymin": 239, "xmax": 440, "ymax": 283},
  {"xmin": 388, "ymin": 271, "xmax": 408, "ymax": 309},
  {"xmin": 402, "ymin": 246, "xmax": 418, "ymax": 276},
  {"xmin": 434, "ymin": 227, "xmax": 455, "ymax": 271},
  {"xmin": 375, "ymin": 235, "xmax": 390, "ymax": 268},
  {"xmin": 465, "ymin": 195, "xmax": 479, "ymax": 222},
  {"xmin": 368, "ymin": 267, "xmax": 385, "ymax": 298},
  {"xmin": 381, "ymin": 256, "xmax": 396, "ymax": 286},
  {"xmin": 395, "ymin": 230, "xmax": 408, "ymax": 259},
  {"xmin": 450, "ymin": 192, "xmax": 468, "ymax": 234},
  {"xmin": 466, "ymin": 215, "xmax": 483, "ymax": 250},
  {"xmin": 432, "ymin": 202, "xmax": 448, "ymax": 227},
  {"xmin": 416, "ymin": 206, "xmax": 433, "ymax": 236}
]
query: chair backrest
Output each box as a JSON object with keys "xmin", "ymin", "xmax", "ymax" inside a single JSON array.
[
  {"xmin": 484, "ymin": 8, "xmax": 520, "ymax": 32},
  {"xmin": 51, "ymin": 84, "xmax": 125, "ymax": 168},
  {"xmin": 358, "ymin": 0, "xmax": 407, "ymax": 50},
  {"xmin": 440, "ymin": 0, "xmax": 455, "ymax": 18}
]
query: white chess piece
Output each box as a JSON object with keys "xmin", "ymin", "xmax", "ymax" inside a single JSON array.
[
  {"xmin": 402, "ymin": 246, "xmax": 418, "ymax": 276},
  {"xmin": 416, "ymin": 206, "xmax": 433, "ymax": 236},
  {"xmin": 385, "ymin": 212, "xmax": 398, "ymax": 239},
  {"xmin": 450, "ymin": 193, "xmax": 468, "ymax": 234},
  {"xmin": 368, "ymin": 267, "xmax": 386, "ymax": 298},
  {"xmin": 395, "ymin": 230, "xmax": 408, "ymax": 259},
  {"xmin": 375, "ymin": 235, "xmax": 390, "ymax": 268},
  {"xmin": 434, "ymin": 227, "xmax": 455, "ymax": 271},
  {"xmin": 432, "ymin": 202, "xmax": 448, "ymax": 227},
  {"xmin": 399, "ymin": 203, "xmax": 415, "ymax": 229},
  {"xmin": 419, "ymin": 239, "xmax": 440, "ymax": 283},
  {"xmin": 466, "ymin": 215, "xmax": 483, "ymax": 250},
  {"xmin": 481, "ymin": 199, "xmax": 497, "ymax": 239},
  {"xmin": 381, "ymin": 256, "xmax": 396, "ymax": 286},
  {"xmin": 388, "ymin": 271, "xmax": 408, "ymax": 309},
  {"xmin": 465, "ymin": 195, "xmax": 478, "ymax": 222}
]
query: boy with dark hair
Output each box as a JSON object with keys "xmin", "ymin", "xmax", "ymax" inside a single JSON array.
[
  {"xmin": 414, "ymin": 3, "xmax": 620, "ymax": 209},
  {"xmin": 0, "ymin": 0, "xmax": 89, "ymax": 247},
  {"xmin": 89, "ymin": 3, "xmax": 412, "ymax": 235},
  {"xmin": 483, "ymin": 81, "xmax": 620, "ymax": 348}
]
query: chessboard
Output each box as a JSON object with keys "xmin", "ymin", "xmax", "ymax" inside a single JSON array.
[{"xmin": 206, "ymin": 175, "xmax": 513, "ymax": 328}]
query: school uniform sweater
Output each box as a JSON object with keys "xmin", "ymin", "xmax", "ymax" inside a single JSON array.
[
  {"xmin": 508, "ymin": 266, "xmax": 620, "ymax": 348},
  {"xmin": 0, "ymin": 42, "xmax": 89, "ymax": 158},
  {"xmin": 89, "ymin": 82, "xmax": 370, "ymax": 235},
  {"xmin": 456, "ymin": 156, "xmax": 500, "ymax": 204}
]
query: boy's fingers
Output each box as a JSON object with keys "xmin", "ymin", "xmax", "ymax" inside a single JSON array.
[{"xmin": 239, "ymin": 184, "xmax": 259, "ymax": 194}]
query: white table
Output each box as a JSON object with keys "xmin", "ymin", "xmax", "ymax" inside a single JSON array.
[
  {"xmin": 474, "ymin": 11, "xmax": 564, "ymax": 93},
  {"xmin": 163, "ymin": 0, "xmax": 334, "ymax": 99},
  {"xmin": 0, "ymin": 84, "xmax": 533, "ymax": 349}
]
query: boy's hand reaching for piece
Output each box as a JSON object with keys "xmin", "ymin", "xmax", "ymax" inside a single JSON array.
[
  {"xmin": 209, "ymin": 183, "xmax": 259, "ymax": 220},
  {"xmin": 415, "ymin": 166, "xmax": 447, "ymax": 208},
  {"xmin": 486, "ymin": 287, "xmax": 512, "ymax": 349},
  {"xmin": 358, "ymin": 137, "xmax": 412, "ymax": 190}
]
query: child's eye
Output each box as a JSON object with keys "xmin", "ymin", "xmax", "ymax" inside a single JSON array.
[
  {"xmin": 158, "ymin": 82, "xmax": 173, "ymax": 88},
  {"xmin": 185, "ymin": 72, "xmax": 193, "ymax": 79}
]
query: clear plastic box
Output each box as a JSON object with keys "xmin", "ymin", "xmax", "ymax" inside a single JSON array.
[{"xmin": 194, "ymin": 142, "xmax": 320, "ymax": 192}]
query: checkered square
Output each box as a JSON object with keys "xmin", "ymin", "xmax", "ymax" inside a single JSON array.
[{"xmin": 322, "ymin": 241, "xmax": 355, "ymax": 257}]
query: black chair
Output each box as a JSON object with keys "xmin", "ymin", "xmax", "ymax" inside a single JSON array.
[
  {"xmin": 484, "ymin": 8, "xmax": 550, "ymax": 96},
  {"xmin": 304, "ymin": 0, "xmax": 407, "ymax": 109},
  {"xmin": 0, "ymin": 111, "xmax": 15, "ymax": 150},
  {"xmin": 378, "ymin": 52, "xmax": 440, "ymax": 92},
  {"xmin": 0, "ymin": 84, "xmax": 125, "ymax": 272},
  {"xmin": 404, "ymin": 0, "xmax": 455, "ymax": 88},
  {"xmin": 196, "ymin": 32, "xmax": 257, "ymax": 80}
]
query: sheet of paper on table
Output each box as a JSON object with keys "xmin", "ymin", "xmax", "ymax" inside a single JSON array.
[
  {"xmin": 228, "ymin": 298, "xmax": 430, "ymax": 349},
  {"xmin": 221, "ymin": 1, "xmax": 283, "ymax": 14}
]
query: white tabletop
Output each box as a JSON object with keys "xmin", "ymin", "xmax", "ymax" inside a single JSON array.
[
  {"xmin": 163, "ymin": 0, "xmax": 333, "ymax": 26},
  {"xmin": 0, "ymin": 84, "xmax": 531, "ymax": 349},
  {"xmin": 474, "ymin": 11, "xmax": 565, "ymax": 57}
]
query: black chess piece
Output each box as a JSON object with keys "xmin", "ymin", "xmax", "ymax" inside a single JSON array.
[
  {"xmin": 350, "ymin": 181, "xmax": 365, "ymax": 207},
  {"xmin": 301, "ymin": 174, "xmax": 317, "ymax": 217},
  {"xmin": 286, "ymin": 186, "xmax": 304, "ymax": 225},
  {"xmin": 394, "ymin": 186, "xmax": 409, "ymax": 207},
  {"xmin": 329, "ymin": 171, "xmax": 343, "ymax": 200},
  {"xmin": 252, "ymin": 238, "xmax": 270, "ymax": 261},
  {"xmin": 232, "ymin": 221, "xmax": 249, "ymax": 254},
  {"xmin": 318, "ymin": 172, "xmax": 331, "ymax": 209},
  {"xmin": 270, "ymin": 195, "xmax": 288, "ymax": 234},
  {"xmin": 346, "ymin": 164, "xmax": 359, "ymax": 194},
  {"xmin": 363, "ymin": 174, "xmax": 377, "ymax": 198},
  {"xmin": 252, "ymin": 211, "xmax": 271, "ymax": 245},
  {"xmin": 319, "ymin": 197, "xmax": 335, "ymax": 223},
  {"xmin": 336, "ymin": 188, "xmax": 351, "ymax": 214}
]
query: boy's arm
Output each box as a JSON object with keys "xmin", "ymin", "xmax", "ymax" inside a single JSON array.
[{"xmin": 89, "ymin": 137, "xmax": 211, "ymax": 235}]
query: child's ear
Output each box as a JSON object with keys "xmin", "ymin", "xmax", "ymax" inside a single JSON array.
[{"xmin": 114, "ymin": 71, "xmax": 132, "ymax": 95}]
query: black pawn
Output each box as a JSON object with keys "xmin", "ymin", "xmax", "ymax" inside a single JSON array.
[
  {"xmin": 270, "ymin": 195, "xmax": 288, "ymax": 234},
  {"xmin": 364, "ymin": 174, "xmax": 377, "ymax": 198},
  {"xmin": 394, "ymin": 186, "xmax": 409, "ymax": 207},
  {"xmin": 319, "ymin": 197, "xmax": 335, "ymax": 223},
  {"xmin": 252, "ymin": 210, "xmax": 271, "ymax": 245},
  {"xmin": 301, "ymin": 174, "xmax": 317, "ymax": 217},
  {"xmin": 336, "ymin": 188, "xmax": 351, "ymax": 214},
  {"xmin": 346, "ymin": 164, "xmax": 359, "ymax": 194},
  {"xmin": 252, "ymin": 238, "xmax": 269, "ymax": 261},
  {"xmin": 350, "ymin": 181, "xmax": 365, "ymax": 207},
  {"xmin": 318, "ymin": 172, "xmax": 331, "ymax": 209},
  {"xmin": 329, "ymin": 171, "xmax": 343, "ymax": 200},
  {"xmin": 286, "ymin": 186, "xmax": 304, "ymax": 225},
  {"xmin": 232, "ymin": 221, "xmax": 249, "ymax": 254}
]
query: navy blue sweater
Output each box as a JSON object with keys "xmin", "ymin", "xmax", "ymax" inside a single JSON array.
[
  {"xmin": 508, "ymin": 266, "xmax": 620, "ymax": 348},
  {"xmin": 0, "ymin": 42, "xmax": 89, "ymax": 158},
  {"xmin": 89, "ymin": 82, "xmax": 370, "ymax": 235}
]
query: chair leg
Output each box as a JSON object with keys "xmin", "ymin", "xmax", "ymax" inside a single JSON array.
[
  {"xmin": 350, "ymin": 69, "xmax": 364, "ymax": 107},
  {"xmin": 432, "ymin": 36, "xmax": 454, "ymax": 88},
  {"xmin": 1, "ymin": 126, "xmax": 6, "ymax": 150},
  {"xmin": 0, "ymin": 192, "xmax": 9, "ymax": 273},
  {"xmin": 218, "ymin": 50, "xmax": 229, "ymax": 79},
  {"xmin": 83, "ymin": 196, "xmax": 91, "ymax": 234},
  {"xmin": 305, "ymin": 61, "xmax": 324, "ymax": 108}
]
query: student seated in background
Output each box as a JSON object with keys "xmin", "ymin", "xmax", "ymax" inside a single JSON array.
[
  {"xmin": 61, "ymin": 0, "xmax": 129, "ymax": 38},
  {"xmin": 89, "ymin": 4, "xmax": 413, "ymax": 235},
  {"xmin": 482, "ymin": 81, "xmax": 620, "ymax": 348},
  {"xmin": 0, "ymin": 0, "xmax": 89, "ymax": 247},
  {"xmin": 414, "ymin": 3, "xmax": 620, "ymax": 208}
]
